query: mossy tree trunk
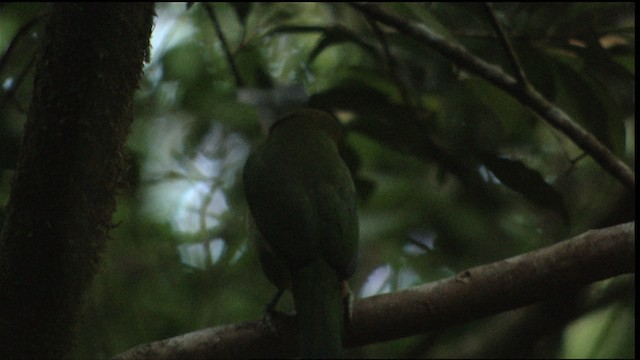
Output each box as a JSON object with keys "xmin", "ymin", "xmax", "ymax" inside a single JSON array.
[{"xmin": 0, "ymin": 4, "xmax": 155, "ymax": 358}]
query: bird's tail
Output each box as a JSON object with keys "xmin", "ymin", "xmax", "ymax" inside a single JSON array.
[{"xmin": 291, "ymin": 259, "xmax": 344, "ymax": 359}]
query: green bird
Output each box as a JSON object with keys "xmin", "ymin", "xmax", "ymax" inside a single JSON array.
[{"xmin": 243, "ymin": 109, "xmax": 359, "ymax": 358}]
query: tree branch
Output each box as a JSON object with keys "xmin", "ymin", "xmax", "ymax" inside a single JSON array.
[
  {"xmin": 114, "ymin": 222, "xmax": 635, "ymax": 359},
  {"xmin": 203, "ymin": 3, "xmax": 245, "ymax": 88},
  {"xmin": 349, "ymin": 3, "xmax": 635, "ymax": 191},
  {"xmin": 482, "ymin": 2, "xmax": 528, "ymax": 86},
  {"xmin": 367, "ymin": 18, "xmax": 414, "ymax": 107}
]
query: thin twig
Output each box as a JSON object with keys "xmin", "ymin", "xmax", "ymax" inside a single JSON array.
[
  {"xmin": 483, "ymin": 2, "xmax": 528, "ymax": 86},
  {"xmin": 349, "ymin": 3, "xmax": 635, "ymax": 190},
  {"xmin": 367, "ymin": 19, "xmax": 414, "ymax": 107},
  {"xmin": 366, "ymin": 20, "xmax": 413, "ymax": 107},
  {"xmin": 203, "ymin": 3, "xmax": 245, "ymax": 88}
]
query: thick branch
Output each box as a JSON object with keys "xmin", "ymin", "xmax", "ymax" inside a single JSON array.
[
  {"xmin": 114, "ymin": 222, "xmax": 635, "ymax": 359},
  {"xmin": 349, "ymin": 3, "xmax": 635, "ymax": 190}
]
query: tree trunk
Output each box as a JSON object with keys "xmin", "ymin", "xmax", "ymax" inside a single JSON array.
[{"xmin": 0, "ymin": 3, "xmax": 155, "ymax": 358}]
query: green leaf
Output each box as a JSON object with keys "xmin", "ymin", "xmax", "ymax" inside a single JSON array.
[
  {"xmin": 307, "ymin": 26, "xmax": 380, "ymax": 63},
  {"xmin": 481, "ymin": 154, "xmax": 569, "ymax": 223},
  {"xmin": 548, "ymin": 52, "xmax": 626, "ymax": 155},
  {"xmin": 309, "ymin": 83, "xmax": 487, "ymax": 191}
]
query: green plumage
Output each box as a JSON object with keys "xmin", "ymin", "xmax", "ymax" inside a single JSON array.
[{"xmin": 243, "ymin": 109, "xmax": 358, "ymax": 358}]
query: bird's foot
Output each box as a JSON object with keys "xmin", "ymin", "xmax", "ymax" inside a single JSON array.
[
  {"xmin": 340, "ymin": 281, "xmax": 355, "ymax": 326},
  {"xmin": 262, "ymin": 307, "xmax": 291, "ymax": 334},
  {"xmin": 262, "ymin": 288, "xmax": 293, "ymax": 333}
]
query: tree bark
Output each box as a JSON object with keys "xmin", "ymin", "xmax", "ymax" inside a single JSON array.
[{"xmin": 0, "ymin": 4, "xmax": 154, "ymax": 358}]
